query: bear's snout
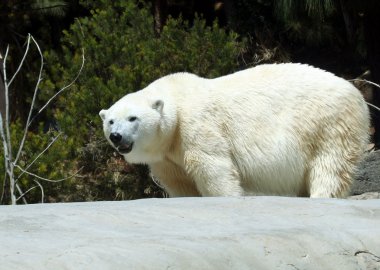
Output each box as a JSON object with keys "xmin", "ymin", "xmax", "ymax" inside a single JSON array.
[
  {"xmin": 109, "ymin": 132, "xmax": 134, "ymax": 154},
  {"xmin": 110, "ymin": 132, "xmax": 122, "ymax": 144}
]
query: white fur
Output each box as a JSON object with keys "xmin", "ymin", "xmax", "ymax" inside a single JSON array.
[{"xmin": 100, "ymin": 63, "xmax": 370, "ymax": 198}]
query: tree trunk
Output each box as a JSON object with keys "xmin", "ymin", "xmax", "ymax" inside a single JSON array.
[
  {"xmin": 339, "ymin": 0, "xmax": 356, "ymax": 46},
  {"xmin": 222, "ymin": 0, "xmax": 237, "ymax": 29},
  {"xmin": 0, "ymin": 53, "xmax": 5, "ymax": 120},
  {"xmin": 153, "ymin": 0, "xmax": 167, "ymax": 36},
  {"xmin": 363, "ymin": 2, "xmax": 380, "ymax": 149}
]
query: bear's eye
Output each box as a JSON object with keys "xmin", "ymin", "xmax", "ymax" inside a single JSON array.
[
  {"xmin": 128, "ymin": 116, "xmax": 137, "ymax": 122},
  {"xmin": 109, "ymin": 120, "xmax": 114, "ymax": 125}
]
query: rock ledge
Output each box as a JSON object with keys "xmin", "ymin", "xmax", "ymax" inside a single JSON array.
[{"xmin": 1, "ymin": 197, "xmax": 379, "ymax": 270}]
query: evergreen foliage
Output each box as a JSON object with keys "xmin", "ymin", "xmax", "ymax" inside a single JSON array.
[
  {"xmin": 274, "ymin": 0, "xmax": 338, "ymax": 46},
  {"xmin": 1, "ymin": 0, "xmax": 245, "ymax": 203}
]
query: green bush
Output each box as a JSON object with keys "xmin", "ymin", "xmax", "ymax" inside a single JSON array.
[
  {"xmin": 43, "ymin": 1, "xmax": 243, "ymax": 137},
  {"xmin": 0, "ymin": 120, "xmax": 76, "ymax": 204},
  {"xmin": 2, "ymin": 0, "xmax": 246, "ymax": 203}
]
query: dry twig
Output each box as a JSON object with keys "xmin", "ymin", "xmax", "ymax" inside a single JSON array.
[{"xmin": 0, "ymin": 33, "xmax": 85, "ymax": 204}]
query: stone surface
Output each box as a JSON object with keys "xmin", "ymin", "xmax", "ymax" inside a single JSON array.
[
  {"xmin": 353, "ymin": 150, "xmax": 380, "ymax": 195},
  {"xmin": 349, "ymin": 192, "xmax": 380, "ymax": 200},
  {"xmin": 1, "ymin": 197, "xmax": 380, "ymax": 269}
]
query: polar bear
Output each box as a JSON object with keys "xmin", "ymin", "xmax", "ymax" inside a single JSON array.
[{"xmin": 99, "ymin": 63, "xmax": 370, "ymax": 198}]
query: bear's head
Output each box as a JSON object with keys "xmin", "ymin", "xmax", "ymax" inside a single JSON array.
[{"xmin": 99, "ymin": 92, "xmax": 173, "ymax": 164}]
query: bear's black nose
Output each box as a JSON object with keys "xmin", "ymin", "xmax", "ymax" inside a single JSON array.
[{"xmin": 109, "ymin": 132, "xmax": 122, "ymax": 144}]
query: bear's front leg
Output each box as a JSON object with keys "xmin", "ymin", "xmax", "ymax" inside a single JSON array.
[{"xmin": 184, "ymin": 150, "xmax": 244, "ymax": 196}]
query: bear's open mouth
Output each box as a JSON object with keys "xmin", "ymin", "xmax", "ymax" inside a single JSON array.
[{"xmin": 117, "ymin": 143, "xmax": 133, "ymax": 154}]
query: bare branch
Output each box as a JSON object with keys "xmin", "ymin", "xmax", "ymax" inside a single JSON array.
[
  {"xmin": 0, "ymin": 171, "xmax": 5, "ymax": 203},
  {"xmin": 33, "ymin": 180, "xmax": 44, "ymax": 203},
  {"xmin": 349, "ymin": 78, "xmax": 380, "ymax": 112},
  {"xmin": 2, "ymin": 45, "xmax": 16, "ymax": 205},
  {"xmin": 8, "ymin": 35, "xmax": 31, "ymax": 86},
  {"xmin": 150, "ymin": 174, "xmax": 165, "ymax": 190},
  {"xmin": 350, "ymin": 78, "xmax": 380, "ymax": 89},
  {"xmin": 0, "ymin": 116, "xmax": 9, "ymax": 203},
  {"xmin": 16, "ymin": 184, "xmax": 28, "ymax": 204},
  {"xmin": 367, "ymin": 102, "xmax": 380, "ymax": 112},
  {"xmin": 14, "ymin": 164, "xmax": 84, "ymax": 183},
  {"xmin": 16, "ymin": 186, "xmax": 37, "ymax": 202},
  {"xmin": 15, "ymin": 132, "xmax": 63, "ymax": 183},
  {"xmin": 1, "ymin": 32, "xmax": 84, "ymax": 204},
  {"xmin": 0, "ymin": 55, "xmax": 6, "ymax": 209},
  {"xmin": 16, "ymin": 181, "xmax": 44, "ymax": 203},
  {"xmin": 2, "ymin": 46, "xmax": 11, "ymax": 158},
  {"xmin": 30, "ymin": 47, "xmax": 85, "ymax": 125},
  {"xmin": 0, "ymin": 115, "xmax": 9, "ymax": 163},
  {"xmin": 16, "ymin": 184, "xmax": 29, "ymax": 204},
  {"xmin": 13, "ymin": 35, "xmax": 44, "ymax": 166},
  {"xmin": 76, "ymin": 18, "xmax": 86, "ymax": 38}
]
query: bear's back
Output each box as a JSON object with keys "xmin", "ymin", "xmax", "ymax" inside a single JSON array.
[{"xmin": 164, "ymin": 64, "xmax": 369, "ymax": 196}]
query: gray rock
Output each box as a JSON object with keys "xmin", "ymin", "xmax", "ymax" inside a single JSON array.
[
  {"xmin": 352, "ymin": 150, "xmax": 380, "ymax": 195},
  {"xmin": 1, "ymin": 197, "xmax": 379, "ymax": 270},
  {"xmin": 349, "ymin": 192, "xmax": 380, "ymax": 200}
]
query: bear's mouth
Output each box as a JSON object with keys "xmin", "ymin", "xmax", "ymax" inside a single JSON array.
[{"xmin": 117, "ymin": 143, "xmax": 133, "ymax": 154}]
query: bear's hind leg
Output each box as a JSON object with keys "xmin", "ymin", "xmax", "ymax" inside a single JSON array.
[
  {"xmin": 308, "ymin": 151, "xmax": 357, "ymax": 198},
  {"xmin": 184, "ymin": 151, "xmax": 244, "ymax": 196}
]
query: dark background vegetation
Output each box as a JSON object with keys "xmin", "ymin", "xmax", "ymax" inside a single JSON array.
[{"xmin": 0, "ymin": 0, "xmax": 379, "ymax": 204}]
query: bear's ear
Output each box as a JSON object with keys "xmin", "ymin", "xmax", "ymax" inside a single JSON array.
[
  {"xmin": 99, "ymin": 109, "xmax": 107, "ymax": 121},
  {"xmin": 152, "ymin": 100, "xmax": 164, "ymax": 113}
]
